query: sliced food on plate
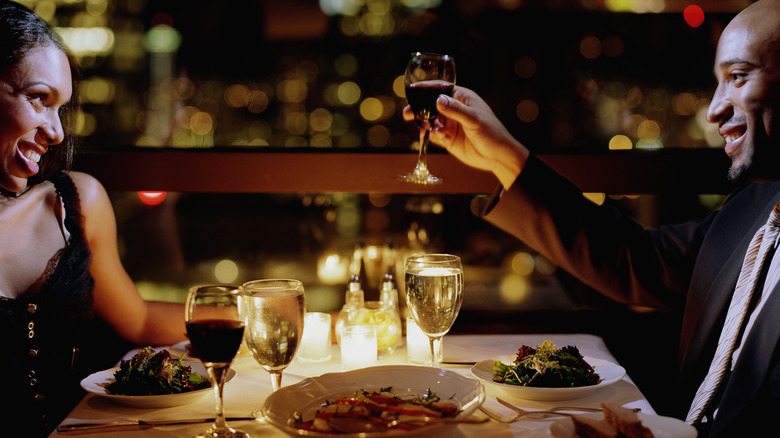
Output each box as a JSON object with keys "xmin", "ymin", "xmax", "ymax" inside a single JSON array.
[
  {"xmin": 295, "ymin": 387, "xmax": 459, "ymax": 434},
  {"xmin": 571, "ymin": 402, "xmax": 653, "ymax": 438},
  {"xmin": 550, "ymin": 402, "xmax": 697, "ymax": 438}
]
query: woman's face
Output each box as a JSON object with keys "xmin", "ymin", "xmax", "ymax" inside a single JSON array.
[{"xmin": 0, "ymin": 44, "xmax": 72, "ymax": 193}]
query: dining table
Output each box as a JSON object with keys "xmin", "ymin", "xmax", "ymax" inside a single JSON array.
[{"xmin": 51, "ymin": 333, "xmax": 657, "ymax": 438}]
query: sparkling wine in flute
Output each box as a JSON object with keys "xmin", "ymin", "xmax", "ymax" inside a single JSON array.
[{"xmin": 405, "ymin": 268, "xmax": 464, "ymax": 337}]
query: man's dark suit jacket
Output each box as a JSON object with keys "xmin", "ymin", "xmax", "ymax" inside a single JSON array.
[{"xmin": 481, "ymin": 154, "xmax": 780, "ymax": 437}]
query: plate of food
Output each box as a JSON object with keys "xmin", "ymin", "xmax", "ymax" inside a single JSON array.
[
  {"xmin": 469, "ymin": 340, "xmax": 625, "ymax": 401},
  {"xmin": 260, "ymin": 365, "xmax": 486, "ymax": 437},
  {"xmin": 549, "ymin": 402, "xmax": 696, "ymax": 438},
  {"xmin": 81, "ymin": 346, "xmax": 236, "ymax": 408}
]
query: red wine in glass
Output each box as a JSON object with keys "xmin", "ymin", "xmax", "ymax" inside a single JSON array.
[
  {"xmin": 185, "ymin": 284, "xmax": 248, "ymax": 438},
  {"xmin": 405, "ymin": 81, "xmax": 455, "ymax": 122},
  {"xmin": 400, "ymin": 52, "xmax": 455, "ymax": 185},
  {"xmin": 186, "ymin": 319, "xmax": 245, "ymax": 364}
]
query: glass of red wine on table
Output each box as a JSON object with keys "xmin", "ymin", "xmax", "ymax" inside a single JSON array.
[
  {"xmin": 185, "ymin": 284, "xmax": 249, "ymax": 438},
  {"xmin": 401, "ymin": 52, "xmax": 456, "ymax": 185}
]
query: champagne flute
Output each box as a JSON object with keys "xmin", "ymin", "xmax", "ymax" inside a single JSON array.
[
  {"xmin": 404, "ymin": 254, "xmax": 463, "ymax": 368},
  {"xmin": 241, "ymin": 279, "xmax": 305, "ymax": 392},
  {"xmin": 400, "ymin": 52, "xmax": 456, "ymax": 185},
  {"xmin": 185, "ymin": 284, "xmax": 248, "ymax": 438}
]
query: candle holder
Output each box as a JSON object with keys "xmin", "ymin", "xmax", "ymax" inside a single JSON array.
[
  {"xmin": 340, "ymin": 325, "xmax": 377, "ymax": 370},
  {"xmin": 297, "ymin": 312, "xmax": 332, "ymax": 362}
]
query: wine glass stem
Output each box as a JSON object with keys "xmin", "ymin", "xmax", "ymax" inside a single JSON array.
[
  {"xmin": 207, "ymin": 364, "xmax": 231, "ymax": 431},
  {"xmin": 415, "ymin": 123, "xmax": 432, "ymax": 177},
  {"xmin": 429, "ymin": 336, "xmax": 442, "ymax": 368},
  {"xmin": 270, "ymin": 371, "xmax": 283, "ymax": 392}
]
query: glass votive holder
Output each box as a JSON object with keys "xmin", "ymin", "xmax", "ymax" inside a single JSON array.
[
  {"xmin": 297, "ymin": 312, "xmax": 332, "ymax": 362},
  {"xmin": 406, "ymin": 317, "xmax": 443, "ymax": 365},
  {"xmin": 340, "ymin": 325, "xmax": 378, "ymax": 371},
  {"xmin": 354, "ymin": 301, "xmax": 403, "ymax": 359}
]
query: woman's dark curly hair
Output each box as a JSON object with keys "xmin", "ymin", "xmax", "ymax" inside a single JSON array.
[{"xmin": 0, "ymin": 0, "xmax": 81, "ymax": 188}]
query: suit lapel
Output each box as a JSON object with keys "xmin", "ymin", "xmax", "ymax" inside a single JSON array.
[
  {"xmin": 710, "ymin": 283, "xmax": 780, "ymax": 435},
  {"xmin": 679, "ymin": 216, "xmax": 764, "ymax": 379}
]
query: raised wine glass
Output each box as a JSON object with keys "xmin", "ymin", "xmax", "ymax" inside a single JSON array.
[
  {"xmin": 185, "ymin": 284, "xmax": 248, "ymax": 438},
  {"xmin": 400, "ymin": 52, "xmax": 456, "ymax": 185},
  {"xmin": 241, "ymin": 279, "xmax": 305, "ymax": 392},
  {"xmin": 404, "ymin": 254, "xmax": 463, "ymax": 368}
]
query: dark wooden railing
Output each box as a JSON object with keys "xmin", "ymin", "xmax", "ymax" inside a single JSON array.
[{"xmin": 72, "ymin": 147, "xmax": 734, "ymax": 195}]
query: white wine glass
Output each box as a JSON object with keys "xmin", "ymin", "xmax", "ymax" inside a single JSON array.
[
  {"xmin": 404, "ymin": 254, "xmax": 463, "ymax": 368},
  {"xmin": 185, "ymin": 284, "xmax": 248, "ymax": 438},
  {"xmin": 400, "ymin": 52, "xmax": 456, "ymax": 185},
  {"xmin": 241, "ymin": 279, "xmax": 305, "ymax": 392}
]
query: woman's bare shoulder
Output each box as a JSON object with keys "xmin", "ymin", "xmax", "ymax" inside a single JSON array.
[{"xmin": 63, "ymin": 171, "xmax": 110, "ymax": 210}]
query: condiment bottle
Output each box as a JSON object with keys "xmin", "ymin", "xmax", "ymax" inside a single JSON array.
[{"xmin": 334, "ymin": 274, "xmax": 364, "ymax": 346}]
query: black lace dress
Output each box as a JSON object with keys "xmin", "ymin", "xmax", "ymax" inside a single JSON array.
[{"xmin": 0, "ymin": 172, "xmax": 96, "ymax": 436}]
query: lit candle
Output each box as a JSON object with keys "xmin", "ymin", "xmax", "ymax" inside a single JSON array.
[
  {"xmin": 340, "ymin": 325, "xmax": 377, "ymax": 370},
  {"xmin": 317, "ymin": 253, "xmax": 349, "ymax": 284},
  {"xmin": 298, "ymin": 312, "xmax": 332, "ymax": 362},
  {"xmin": 406, "ymin": 317, "xmax": 443, "ymax": 364}
]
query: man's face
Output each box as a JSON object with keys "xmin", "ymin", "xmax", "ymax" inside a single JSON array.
[{"xmin": 707, "ymin": 5, "xmax": 780, "ymax": 183}]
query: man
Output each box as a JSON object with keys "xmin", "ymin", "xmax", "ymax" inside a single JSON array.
[{"xmin": 405, "ymin": 1, "xmax": 780, "ymax": 436}]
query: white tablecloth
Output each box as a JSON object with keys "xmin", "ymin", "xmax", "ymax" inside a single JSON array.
[{"xmin": 52, "ymin": 333, "xmax": 655, "ymax": 437}]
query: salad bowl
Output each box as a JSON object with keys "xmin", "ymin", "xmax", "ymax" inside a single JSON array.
[
  {"xmin": 470, "ymin": 355, "xmax": 625, "ymax": 401},
  {"xmin": 81, "ymin": 362, "xmax": 236, "ymax": 409}
]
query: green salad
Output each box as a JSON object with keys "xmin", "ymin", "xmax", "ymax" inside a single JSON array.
[
  {"xmin": 492, "ymin": 340, "xmax": 600, "ymax": 388},
  {"xmin": 106, "ymin": 346, "xmax": 210, "ymax": 395}
]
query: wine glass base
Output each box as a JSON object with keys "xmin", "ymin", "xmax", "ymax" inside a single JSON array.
[
  {"xmin": 193, "ymin": 426, "xmax": 250, "ymax": 438},
  {"xmin": 398, "ymin": 171, "xmax": 441, "ymax": 185}
]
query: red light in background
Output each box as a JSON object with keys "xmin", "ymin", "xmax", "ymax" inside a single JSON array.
[
  {"xmin": 684, "ymin": 5, "xmax": 705, "ymax": 28},
  {"xmin": 151, "ymin": 12, "xmax": 174, "ymax": 28},
  {"xmin": 138, "ymin": 191, "xmax": 167, "ymax": 206}
]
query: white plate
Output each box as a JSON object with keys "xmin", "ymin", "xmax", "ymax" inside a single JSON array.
[
  {"xmin": 260, "ymin": 365, "xmax": 486, "ymax": 437},
  {"xmin": 80, "ymin": 362, "xmax": 236, "ymax": 409},
  {"xmin": 549, "ymin": 412, "xmax": 697, "ymax": 438},
  {"xmin": 470, "ymin": 355, "xmax": 625, "ymax": 401}
]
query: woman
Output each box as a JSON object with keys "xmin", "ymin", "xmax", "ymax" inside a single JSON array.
[{"xmin": 0, "ymin": 2, "xmax": 186, "ymax": 435}]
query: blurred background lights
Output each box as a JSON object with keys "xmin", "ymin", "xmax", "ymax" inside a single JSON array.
[
  {"xmin": 80, "ymin": 78, "xmax": 115, "ymax": 104},
  {"xmin": 337, "ymin": 81, "xmax": 362, "ymax": 105},
  {"xmin": 224, "ymin": 84, "xmax": 250, "ymax": 108},
  {"xmin": 56, "ymin": 27, "xmax": 115, "ymax": 56},
  {"xmin": 516, "ymin": 99, "xmax": 539, "ymax": 123},
  {"xmin": 637, "ymin": 119, "xmax": 661, "ymax": 142},
  {"xmin": 514, "ymin": 56, "xmax": 536, "ymax": 78},
  {"xmin": 609, "ymin": 134, "xmax": 633, "ymax": 150},
  {"xmin": 143, "ymin": 25, "xmax": 181, "ymax": 53},
  {"xmin": 190, "ymin": 112, "xmax": 214, "ymax": 135},
  {"xmin": 137, "ymin": 191, "xmax": 167, "ymax": 206},
  {"xmin": 393, "ymin": 75, "xmax": 406, "ymax": 98},
  {"xmin": 499, "ymin": 274, "xmax": 529, "ymax": 305},
  {"xmin": 310, "ymin": 108, "xmax": 334, "ymax": 131},
  {"xmin": 583, "ymin": 192, "xmax": 607, "ymax": 205},
  {"xmin": 247, "ymin": 90, "xmax": 270, "ymax": 114},
  {"xmin": 672, "ymin": 92, "xmax": 698, "ymax": 116},
  {"xmin": 683, "ymin": 5, "xmax": 705, "ymax": 28},
  {"xmin": 359, "ymin": 97, "xmax": 384, "ymax": 121},
  {"xmin": 580, "ymin": 36, "xmax": 602, "ymax": 59},
  {"xmin": 334, "ymin": 53, "xmax": 359, "ymax": 76},
  {"xmin": 214, "ymin": 259, "xmax": 239, "ymax": 284},
  {"xmin": 510, "ymin": 251, "xmax": 535, "ymax": 276}
]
